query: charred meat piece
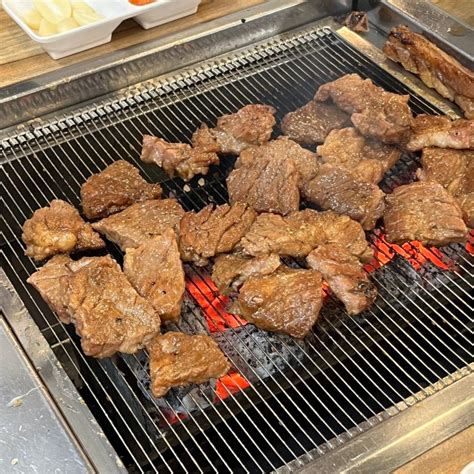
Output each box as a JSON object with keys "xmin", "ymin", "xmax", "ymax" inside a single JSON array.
[
  {"xmin": 148, "ymin": 332, "xmax": 230, "ymax": 398},
  {"xmin": 67, "ymin": 256, "xmax": 160, "ymax": 358},
  {"xmin": 211, "ymin": 253, "xmax": 281, "ymax": 295},
  {"xmin": 179, "ymin": 203, "xmax": 256, "ymax": 266},
  {"xmin": 307, "ymin": 244, "xmax": 377, "ymax": 315},
  {"xmin": 22, "ymin": 199, "xmax": 104, "ymax": 262},
  {"xmin": 237, "ymin": 267, "xmax": 323, "ymax": 339},
  {"xmin": 317, "ymin": 128, "xmax": 401, "ymax": 184},
  {"xmin": 92, "ymin": 199, "xmax": 185, "ymax": 251},
  {"xmin": 27, "ymin": 255, "xmax": 73, "ymax": 324},
  {"xmin": 417, "ymin": 148, "xmax": 474, "ymax": 227},
  {"xmin": 280, "ymin": 100, "xmax": 349, "ymax": 146},
  {"xmin": 337, "ymin": 11, "xmax": 369, "ymax": 32},
  {"xmin": 124, "ymin": 229, "xmax": 185, "ymax": 323},
  {"xmin": 384, "ymin": 181, "xmax": 468, "ymax": 246},
  {"xmin": 80, "ymin": 160, "xmax": 162, "ymax": 220},
  {"xmin": 192, "ymin": 104, "xmax": 276, "ymax": 155},
  {"xmin": 406, "ymin": 114, "xmax": 474, "ymax": 151},
  {"xmin": 315, "ymin": 73, "xmax": 413, "ymax": 144},
  {"xmin": 302, "ymin": 164, "xmax": 385, "ymax": 230},
  {"xmin": 227, "ymin": 144, "xmax": 300, "ymax": 216},
  {"xmin": 383, "ymin": 25, "xmax": 474, "ymax": 119},
  {"xmin": 140, "ymin": 135, "xmax": 219, "ymax": 182},
  {"xmin": 238, "ymin": 209, "xmax": 373, "ymax": 262}
]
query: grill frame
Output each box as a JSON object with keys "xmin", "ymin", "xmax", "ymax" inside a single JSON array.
[{"xmin": 1, "ymin": 25, "xmax": 473, "ymax": 473}]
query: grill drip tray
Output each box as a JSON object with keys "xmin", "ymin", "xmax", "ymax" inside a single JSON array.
[{"xmin": 1, "ymin": 27, "xmax": 472, "ymax": 473}]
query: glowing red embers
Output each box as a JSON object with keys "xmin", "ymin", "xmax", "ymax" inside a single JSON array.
[
  {"xmin": 466, "ymin": 231, "xmax": 474, "ymax": 255},
  {"xmin": 186, "ymin": 276, "xmax": 247, "ymax": 332},
  {"xmin": 215, "ymin": 372, "xmax": 250, "ymax": 402}
]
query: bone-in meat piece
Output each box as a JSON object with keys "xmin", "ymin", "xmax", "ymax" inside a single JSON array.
[
  {"xmin": 148, "ymin": 332, "xmax": 230, "ymax": 398},
  {"xmin": 302, "ymin": 164, "xmax": 386, "ymax": 230},
  {"xmin": 406, "ymin": 114, "xmax": 474, "ymax": 151},
  {"xmin": 92, "ymin": 199, "xmax": 184, "ymax": 251},
  {"xmin": 80, "ymin": 160, "xmax": 162, "ymax": 219},
  {"xmin": 238, "ymin": 209, "xmax": 373, "ymax": 262},
  {"xmin": 211, "ymin": 253, "xmax": 281, "ymax": 295},
  {"xmin": 27, "ymin": 255, "xmax": 73, "ymax": 324},
  {"xmin": 383, "ymin": 25, "xmax": 474, "ymax": 119},
  {"xmin": 140, "ymin": 135, "xmax": 219, "ymax": 181},
  {"xmin": 317, "ymin": 128, "xmax": 401, "ymax": 184},
  {"xmin": 280, "ymin": 100, "xmax": 349, "ymax": 146},
  {"xmin": 417, "ymin": 148, "xmax": 474, "ymax": 227},
  {"xmin": 124, "ymin": 229, "xmax": 185, "ymax": 323},
  {"xmin": 237, "ymin": 267, "xmax": 323, "ymax": 339},
  {"xmin": 22, "ymin": 199, "xmax": 104, "ymax": 262},
  {"xmin": 226, "ymin": 143, "xmax": 300, "ymax": 216},
  {"xmin": 314, "ymin": 73, "xmax": 413, "ymax": 144},
  {"xmin": 66, "ymin": 256, "xmax": 161, "ymax": 358},
  {"xmin": 307, "ymin": 244, "xmax": 377, "ymax": 315},
  {"xmin": 192, "ymin": 104, "xmax": 276, "ymax": 155},
  {"xmin": 384, "ymin": 181, "xmax": 468, "ymax": 246},
  {"xmin": 338, "ymin": 11, "xmax": 369, "ymax": 32},
  {"xmin": 179, "ymin": 203, "xmax": 256, "ymax": 266}
]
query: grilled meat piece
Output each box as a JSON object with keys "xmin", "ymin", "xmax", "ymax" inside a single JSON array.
[
  {"xmin": 211, "ymin": 253, "xmax": 281, "ymax": 295},
  {"xmin": 148, "ymin": 332, "xmax": 230, "ymax": 398},
  {"xmin": 406, "ymin": 114, "xmax": 474, "ymax": 151},
  {"xmin": 337, "ymin": 11, "xmax": 369, "ymax": 32},
  {"xmin": 22, "ymin": 199, "xmax": 104, "ymax": 262},
  {"xmin": 317, "ymin": 128, "xmax": 401, "ymax": 184},
  {"xmin": 80, "ymin": 160, "xmax": 162, "ymax": 219},
  {"xmin": 140, "ymin": 135, "xmax": 219, "ymax": 181},
  {"xmin": 124, "ymin": 229, "xmax": 185, "ymax": 323},
  {"xmin": 67, "ymin": 256, "xmax": 160, "ymax": 358},
  {"xmin": 384, "ymin": 181, "xmax": 468, "ymax": 246},
  {"xmin": 307, "ymin": 244, "xmax": 377, "ymax": 315},
  {"xmin": 280, "ymin": 100, "xmax": 349, "ymax": 146},
  {"xmin": 92, "ymin": 199, "xmax": 184, "ymax": 251},
  {"xmin": 192, "ymin": 104, "xmax": 276, "ymax": 155},
  {"xmin": 227, "ymin": 143, "xmax": 300, "ymax": 216},
  {"xmin": 27, "ymin": 255, "xmax": 73, "ymax": 324},
  {"xmin": 302, "ymin": 164, "xmax": 385, "ymax": 230},
  {"xmin": 179, "ymin": 203, "xmax": 256, "ymax": 266},
  {"xmin": 236, "ymin": 267, "xmax": 323, "ymax": 339},
  {"xmin": 383, "ymin": 25, "xmax": 474, "ymax": 119},
  {"xmin": 238, "ymin": 209, "xmax": 373, "ymax": 262},
  {"xmin": 417, "ymin": 148, "xmax": 474, "ymax": 227},
  {"xmin": 314, "ymin": 73, "xmax": 413, "ymax": 144}
]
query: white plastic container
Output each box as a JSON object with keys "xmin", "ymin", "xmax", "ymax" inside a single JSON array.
[{"xmin": 3, "ymin": 0, "xmax": 202, "ymax": 59}]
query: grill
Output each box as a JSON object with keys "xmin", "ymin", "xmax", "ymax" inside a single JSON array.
[{"xmin": 1, "ymin": 26, "xmax": 472, "ymax": 473}]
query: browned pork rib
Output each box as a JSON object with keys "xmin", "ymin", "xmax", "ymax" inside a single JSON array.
[
  {"xmin": 314, "ymin": 73, "xmax": 413, "ymax": 144},
  {"xmin": 236, "ymin": 267, "xmax": 323, "ymax": 339},
  {"xmin": 307, "ymin": 244, "xmax": 377, "ymax": 315},
  {"xmin": 140, "ymin": 135, "xmax": 219, "ymax": 181},
  {"xmin": 238, "ymin": 209, "xmax": 373, "ymax": 262},
  {"xmin": 226, "ymin": 143, "xmax": 300, "ymax": 216},
  {"xmin": 66, "ymin": 256, "xmax": 160, "ymax": 358},
  {"xmin": 92, "ymin": 199, "xmax": 184, "ymax": 251},
  {"xmin": 406, "ymin": 115, "xmax": 474, "ymax": 151},
  {"xmin": 280, "ymin": 101, "xmax": 349, "ymax": 146},
  {"xmin": 417, "ymin": 148, "xmax": 474, "ymax": 227},
  {"xmin": 179, "ymin": 203, "xmax": 256, "ymax": 266},
  {"xmin": 317, "ymin": 128, "xmax": 401, "ymax": 184},
  {"xmin": 302, "ymin": 164, "xmax": 385, "ymax": 230},
  {"xmin": 211, "ymin": 253, "xmax": 281, "ymax": 295},
  {"xmin": 27, "ymin": 255, "xmax": 73, "ymax": 324},
  {"xmin": 192, "ymin": 104, "xmax": 276, "ymax": 155},
  {"xmin": 22, "ymin": 199, "xmax": 104, "ymax": 262},
  {"xmin": 124, "ymin": 229, "xmax": 185, "ymax": 323},
  {"xmin": 384, "ymin": 181, "xmax": 468, "ymax": 246},
  {"xmin": 383, "ymin": 25, "xmax": 474, "ymax": 119},
  {"xmin": 148, "ymin": 332, "xmax": 230, "ymax": 398},
  {"xmin": 80, "ymin": 160, "xmax": 162, "ymax": 220}
]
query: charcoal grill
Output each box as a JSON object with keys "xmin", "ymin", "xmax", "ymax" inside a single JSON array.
[{"xmin": 1, "ymin": 2, "xmax": 473, "ymax": 472}]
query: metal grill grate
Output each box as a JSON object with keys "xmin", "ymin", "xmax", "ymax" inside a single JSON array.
[{"xmin": 1, "ymin": 28, "xmax": 472, "ymax": 473}]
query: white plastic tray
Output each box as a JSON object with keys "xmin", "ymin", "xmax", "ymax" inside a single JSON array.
[{"xmin": 3, "ymin": 0, "xmax": 202, "ymax": 59}]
